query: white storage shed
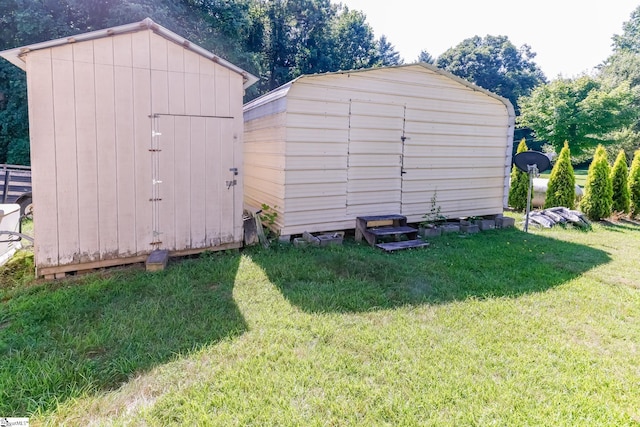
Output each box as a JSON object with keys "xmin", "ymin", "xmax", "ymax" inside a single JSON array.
[
  {"xmin": 243, "ymin": 64, "xmax": 515, "ymax": 236},
  {"xmin": 0, "ymin": 18, "xmax": 258, "ymax": 278}
]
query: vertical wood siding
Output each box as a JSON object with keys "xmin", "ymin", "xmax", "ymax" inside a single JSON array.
[{"xmin": 26, "ymin": 30, "xmax": 245, "ymax": 272}]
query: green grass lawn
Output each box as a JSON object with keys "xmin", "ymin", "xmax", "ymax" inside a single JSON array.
[
  {"xmin": 2, "ymin": 215, "xmax": 640, "ymax": 425},
  {"xmin": 540, "ymin": 168, "xmax": 588, "ymax": 187}
]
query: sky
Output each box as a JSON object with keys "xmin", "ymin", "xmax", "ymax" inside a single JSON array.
[{"xmin": 336, "ymin": 0, "xmax": 640, "ymax": 79}]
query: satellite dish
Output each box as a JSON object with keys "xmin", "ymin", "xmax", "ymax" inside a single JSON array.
[
  {"xmin": 513, "ymin": 151, "xmax": 552, "ymax": 233},
  {"xmin": 514, "ymin": 151, "xmax": 551, "ymax": 174}
]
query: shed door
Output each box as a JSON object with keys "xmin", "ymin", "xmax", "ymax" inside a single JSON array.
[
  {"xmin": 153, "ymin": 114, "xmax": 237, "ymax": 251},
  {"xmin": 347, "ymin": 101, "xmax": 405, "ymax": 217}
]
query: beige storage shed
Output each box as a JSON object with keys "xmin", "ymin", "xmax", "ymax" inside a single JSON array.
[
  {"xmin": 243, "ymin": 64, "xmax": 515, "ymax": 236},
  {"xmin": 0, "ymin": 18, "xmax": 258, "ymax": 278}
]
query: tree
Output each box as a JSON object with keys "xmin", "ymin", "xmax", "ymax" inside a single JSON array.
[
  {"xmin": 517, "ymin": 76, "xmax": 640, "ymax": 156},
  {"xmin": 611, "ymin": 6, "xmax": 640, "ymax": 53},
  {"xmin": 610, "ymin": 149, "xmax": 630, "ymax": 213},
  {"xmin": 435, "ymin": 34, "xmax": 546, "ymax": 110},
  {"xmin": 508, "ymin": 138, "xmax": 530, "ymax": 211},
  {"xmin": 629, "ymin": 149, "xmax": 640, "ymax": 217},
  {"xmin": 580, "ymin": 145, "xmax": 613, "ymax": 220},
  {"xmin": 417, "ymin": 50, "xmax": 435, "ymax": 64},
  {"xmin": 375, "ymin": 35, "xmax": 402, "ymax": 66},
  {"xmin": 0, "ymin": 0, "xmax": 394, "ymax": 162},
  {"xmin": 598, "ymin": 6, "xmax": 640, "ymax": 159},
  {"xmin": 545, "ymin": 142, "xmax": 576, "ymax": 208},
  {"xmin": 330, "ymin": 7, "xmax": 377, "ymax": 71}
]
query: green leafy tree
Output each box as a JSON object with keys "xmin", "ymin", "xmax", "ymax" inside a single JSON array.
[
  {"xmin": 629, "ymin": 149, "xmax": 640, "ymax": 217},
  {"xmin": 330, "ymin": 6, "xmax": 377, "ymax": 71},
  {"xmin": 580, "ymin": 145, "xmax": 613, "ymax": 220},
  {"xmin": 508, "ymin": 138, "xmax": 530, "ymax": 211},
  {"xmin": 0, "ymin": 0, "xmax": 395, "ymax": 162},
  {"xmin": 611, "ymin": 6, "xmax": 640, "ymax": 53},
  {"xmin": 610, "ymin": 149, "xmax": 630, "ymax": 213},
  {"xmin": 436, "ymin": 34, "xmax": 546, "ymax": 111},
  {"xmin": 545, "ymin": 142, "xmax": 576, "ymax": 208},
  {"xmin": 599, "ymin": 6, "xmax": 640, "ymax": 158},
  {"xmin": 518, "ymin": 76, "xmax": 639, "ymax": 156}
]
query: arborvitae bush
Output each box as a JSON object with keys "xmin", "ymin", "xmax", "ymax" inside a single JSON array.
[
  {"xmin": 508, "ymin": 138, "xmax": 530, "ymax": 211},
  {"xmin": 544, "ymin": 141, "xmax": 576, "ymax": 208},
  {"xmin": 580, "ymin": 144, "xmax": 613, "ymax": 220},
  {"xmin": 629, "ymin": 149, "xmax": 640, "ymax": 217},
  {"xmin": 610, "ymin": 149, "xmax": 630, "ymax": 214}
]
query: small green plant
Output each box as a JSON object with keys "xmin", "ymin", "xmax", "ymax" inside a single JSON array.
[
  {"xmin": 260, "ymin": 203, "xmax": 278, "ymax": 227},
  {"xmin": 545, "ymin": 141, "xmax": 576, "ymax": 208},
  {"xmin": 580, "ymin": 144, "xmax": 613, "ymax": 220},
  {"xmin": 610, "ymin": 149, "xmax": 630, "ymax": 214},
  {"xmin": 629, "ymin": 149, "xmax": 640, "ymax": 217},
  {"xmin": 421, "ymin": 191, "xmax": 446, "ymax": 228},
  {"xmin": 508, "ymin": 138, "xmax": 531, "ymax": 211}
]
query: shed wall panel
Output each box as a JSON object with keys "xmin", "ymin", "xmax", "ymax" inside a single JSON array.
[
  {"xmin": 168, "ymin": 71, "xmax": 186, "ymax": 115},
  {"xmin": 151, "ymin": 70, "xmax": 169, "ymax": 114},
  {"xmin": 113, "ymin": 34, "xmax": 132, "ymax": 67},
  {"xmin": 200, "ymin": 73, "xmax": 216, "ymax": 116},
  {"xmin": 205, "ymin": 118, "xmax": 222, "ymax": 246},
  {"xmin": 94, "ymin": 63, "xmax": 119, "ymax": 258},
  {"xmin": 133, "ymin": 67, "xmax": 152, "ymax": 252},
  {"xmin": 158, "ymin": 116, "xmax": 176, "ymax": 250},
  {"xmin": 184, "ymin": 67, "xmax": 201, "ymax": 116},
  {"xmin": 73, "ymin": 52, "xmax": 100, "ymax": 262},
  {"xmin": 93, "ymin": 37, "xmax": 114, "ymax": 65},
  {"xmin": 215, "ymin": 67, "xmax": 230, "ymax": 116},
  {"xmin": 219, "ymin": 118, "xmax": 235, "ymax": 243},
  {"xmin": 52, "ymin": 52, "xmax": 80, "ymax": 265},
  {"xmin": 190, "ymin": 117, "xmax": 207, "ymax": 247},
  {"xmin": 230, "ymin": 74, "xmax": 245, "ymax": 242},
  {"xmin": 150, "ymin": 32, "xmax": 168, "ymax": 70},
  {"xmin": 173, "ymin": 116, "xmax": 191, "ymax": 249},
  {"xmin": 26, "ymin": 50, "xmax": 59, "ymax": 268},
  {"xmin": 114, "ymin": 65, "xmax": 137, "ymax": 257},
  {"xmin": 131, "ymin": 31, "xmax": 151, "ymax": 70}
]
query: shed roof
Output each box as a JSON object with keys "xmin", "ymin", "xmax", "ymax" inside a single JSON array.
[
  {"xmin": 243, "ymin": 63, "xmax": 514, "ymax": 118},
  {"xmin": 0, "ymin": 17, "xmax": 259, "ymax": 90}
]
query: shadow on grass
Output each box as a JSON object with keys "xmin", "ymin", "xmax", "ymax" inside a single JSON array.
[
  {"xmin": 599, "ymin": 219, "xmax": 640, "ymax": 233},
  {"xmin": 0, "ymin": 251, "xmax": 245, "ymax": 416},
  {"xmin": 249, "ymin": 228, "xmax": 610, "ymax": 314}
]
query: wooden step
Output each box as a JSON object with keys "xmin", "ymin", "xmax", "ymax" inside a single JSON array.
[
  {"xmin": 376, "ymin": 239, "xmax": 430, "ymax": 252},
  {"xmin": 367, "ymin": 226, "xmax": 418, "ymax": 236},
  {"xmin": 355, "ymin": 214, "xmax": 413, "ymax": 246}
]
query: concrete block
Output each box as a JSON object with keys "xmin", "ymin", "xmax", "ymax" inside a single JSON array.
[
  {"xmin": 474, "ymin": 219, "xmax": 496, "ymax": 231},
  {"xmin": 278, "ymin": 235, "xmax": 292, "ymax": 244},
  {"xmin": 441, "ymin": 224, "xmax": 460, "ymax": 234},
  {"xmin": 460, "ymin": 224, "xmax": 480, "ymax": 234},
  {"xmin": 146, "ymin": 249, "xmax": 169, "ymax": 272},
  {"xmin": 496, "ymin": 217, "xmax": 515, "ymax": 228},
  {"xmin": 293, "ymin": 237, "xmax": 309, "ymax": 247},
  {"xmin": 302, "ymin": 231, "xmax": 321, "ymax": 246},
  {"xmin": 419, "ymin": 226, "xmax": 442, "ymax": 237},
  {"xmin": 317, "ymin": 233, "xmax": 343, "ymax": 246}
]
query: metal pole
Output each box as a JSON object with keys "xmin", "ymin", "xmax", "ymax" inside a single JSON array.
[
  {"xmin": 524, "ymin": 164, "xmax": 538, "ymax": 233},
  {"xmin": 524, "ymin": 171, "xmax": 532, "ymax": 232}
]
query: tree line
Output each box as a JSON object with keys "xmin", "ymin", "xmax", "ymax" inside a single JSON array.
[
  {"xmin": 2, "ymin": 1, "xmax": 640, "ymax": 170},
  {"xmin": 0, "ymin": 0, "xmax": 403, "ymax": 164}
]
